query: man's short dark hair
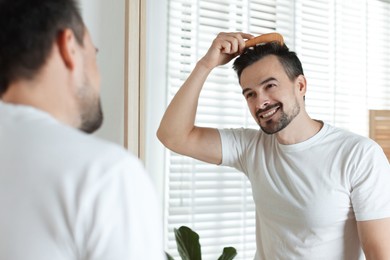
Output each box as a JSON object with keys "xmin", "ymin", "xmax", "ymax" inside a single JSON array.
[
  {"xmin": 233, "ymin": 42, "xmax": 304, "ymax": 82},
  {"xmin": 0, "ymin": 0, "xmax": 85, "ymax": 95}
]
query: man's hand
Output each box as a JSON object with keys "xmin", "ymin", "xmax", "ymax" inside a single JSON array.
[{"xmin": 199, "ymin": 32, "xmax": 254, "ymax": 70}]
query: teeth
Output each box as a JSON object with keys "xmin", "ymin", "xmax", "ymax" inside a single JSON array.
[{"xmin": 261, "ymin": 108, "xmax": 278, "ymax": 118}]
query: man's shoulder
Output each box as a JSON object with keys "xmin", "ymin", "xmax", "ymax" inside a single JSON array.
[
  {"xmin": 324, "ymin": 123, "xmax": 382, "ymax": 154},
  {"xmin": 2, "ymin": 104, "xmax": 141, "ymax": 173},
  {"xmin": 219, "ymin": 127, "xmax": 276, "ymax": 146},
  {"xmin": 326, "ymin": 124, "xmax": 375, "ymax": 144},
  {"xmin": 58, "ymin": 126, "xmax": 137, "ymax": 167},
  {"xmin": 45, "ymin": 126, "xmax": 147, "ymax": 188},
  {"xmin": 219, "ymin": 127, "xmax": 261, "ymax": 137}
]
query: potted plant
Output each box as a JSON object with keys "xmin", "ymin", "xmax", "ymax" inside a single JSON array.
[{"xmin": 166, "ymin": 226, "xmax": 237, "ymax": 260}]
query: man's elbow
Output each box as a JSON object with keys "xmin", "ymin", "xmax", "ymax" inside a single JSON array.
[
  {"xmin": 156, "ymin": 127, "xmax": 179, "ymax": 151},
  {"xmin": 156, "ymin": 127, "xmax": 169, "ymax": 146},
  {"xmin": 362, "ymin": 243, "xmax": 390, "ymax": 260}
]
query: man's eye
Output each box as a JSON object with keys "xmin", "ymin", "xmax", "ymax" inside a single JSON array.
[
  {"xmin": 246, "ymin": 92, "xmax": 254, "ymax": 99},
  {"xmin": 266, "ymin": 83, "xmax": 276, "ymax": 89}
]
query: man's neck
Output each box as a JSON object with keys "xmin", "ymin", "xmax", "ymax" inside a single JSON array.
[
  {"xmin": 2, "ymin": 80, "xmax": 79, "ymax": 129},
  {"xmin": 275, "ymin": 111, "xmax": 323, "ymax": 145}
]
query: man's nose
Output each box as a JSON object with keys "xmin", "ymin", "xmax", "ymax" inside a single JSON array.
[{"xmin": 255, "ymin": 95, "xmax": 270, "ymax": 111}]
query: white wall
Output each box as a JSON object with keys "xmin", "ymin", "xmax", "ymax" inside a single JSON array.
[
  {"xmin": 145, "ymin": 0, "xmax": 168, "ymax": 204},
  {"xmin": 79, "ymin": 0, "xmax": 167, "ymax": 199},
  {"xmin": 80, "ymin": 0, "xmax": 125, "ymax": 146}
]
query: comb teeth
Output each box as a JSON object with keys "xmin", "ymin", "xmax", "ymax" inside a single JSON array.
[{"xmin": 245, "ymin": 32, "xmax": 284, "ymax": 48}]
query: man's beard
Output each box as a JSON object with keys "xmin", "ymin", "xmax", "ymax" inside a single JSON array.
[
  {"xmin": 257, "ymin": 100, "xmax": 300, "ymax": 135},
  {"xmin": 79, "ymin": 97, "xmax": 103, "ymax": 134},
  {"xmin": 76, "ymin": 76, "xmax": 103, "ymax": 134}
]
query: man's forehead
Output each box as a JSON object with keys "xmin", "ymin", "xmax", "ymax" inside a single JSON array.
[{"xmin": 240, "ymin": 56, "xmax": 283, "ymax": 87}]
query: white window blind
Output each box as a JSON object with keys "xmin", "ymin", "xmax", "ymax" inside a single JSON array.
[
  {"xmin": 367, "ymin": 0, "xmax": 390, "ymax": 109},
  {"xmin": 295, "ymin": 0, "xmax": 369, "ymax": 135},
  {"xmin": 164, "ymin": 0, "xmax": 390, "ymax": 259}
]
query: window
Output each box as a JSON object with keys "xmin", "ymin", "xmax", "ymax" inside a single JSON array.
[{"xmin": 153, "ymin": 0, "xmax": 390, "ymax": 259}]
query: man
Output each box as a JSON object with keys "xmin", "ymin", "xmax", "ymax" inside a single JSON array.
[
  {"xmin": 0, "ymin": 0, "xmax": 164, "ymax": 259},
  {"xmin": 157, "ymin": 32, "xmax": 390, "ymax": 259}
]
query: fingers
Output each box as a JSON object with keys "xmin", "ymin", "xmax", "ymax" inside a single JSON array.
[
  {"xmin": 200, "ymin": 32, "xmax": 254, "ymax": 69},
  {"xmin": 216, "ymin": 32, "xmax": 254, "ymax": 55},
  {"xmin": 240, "ymin": 33, "xmax": 255, "ymax": 40}
]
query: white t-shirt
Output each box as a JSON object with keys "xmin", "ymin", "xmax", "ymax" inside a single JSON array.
[
  {"xmin": 219, "ymin": 123, "xmax": 390, "ymax": 260},
  {"xmin": 0, "ymin": 102, "xmax": 164, "ymax": 260}
]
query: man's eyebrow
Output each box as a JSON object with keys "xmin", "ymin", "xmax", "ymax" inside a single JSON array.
[
  {"xmin": 242, "ymin": 77, "xmax": 278, "ymax": 95},
  {"xmin": 242, "ymin": 88, "xmax": 251, "ymax": 95}
]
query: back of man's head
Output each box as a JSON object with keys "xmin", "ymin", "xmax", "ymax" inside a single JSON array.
[
  {"xmin": 233, "ymin": 42, "xmax": 304, "ymax": 83},
  {"xmin": 0, "ymin": 0, "xmax": 85, "ymax": 96}
]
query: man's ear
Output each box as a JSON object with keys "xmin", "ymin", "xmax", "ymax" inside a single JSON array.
[
  {"xmin": 56, "ymin": 29, "xmax": 79, "ymax": 70},
  {"xmin": 296, "ymin": 74, "xmax": 307, "ymax": 96}
]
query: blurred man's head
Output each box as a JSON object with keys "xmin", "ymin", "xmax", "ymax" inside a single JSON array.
[{"xmin": 0, "ymin": 0, "xmax": 103, "ymax": 133}]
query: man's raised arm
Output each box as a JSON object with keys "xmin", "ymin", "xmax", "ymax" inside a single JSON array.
[{"xmin": 157, "ymin": 32, "xmax": 253, "ymax": 165}]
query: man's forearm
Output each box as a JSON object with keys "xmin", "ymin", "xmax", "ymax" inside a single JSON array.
[{"xmin": 157, "ymin": 61, "xmax": 212, "ymax": 150}]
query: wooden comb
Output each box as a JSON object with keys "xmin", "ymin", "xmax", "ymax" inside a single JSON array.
[{"xmin": 245, "ymin": 32, "xmax": 284, "ymax": 48}]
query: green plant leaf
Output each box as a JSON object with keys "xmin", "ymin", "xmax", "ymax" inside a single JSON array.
[
  {"xmin": 165, "ymin": 252, "xmax": 175, "ymax": 260},
  {"xmin": 217, "ymin": 247, "xmax": 237, "ymax": 260},
  {"xmin": 174, "ymin": 226, "xmax": 202, "ymax": 260}
]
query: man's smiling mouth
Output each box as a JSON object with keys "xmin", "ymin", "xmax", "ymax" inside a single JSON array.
[
  {"xmin": 260, "ymin": 107, "xmax": 279, "ymax": 119},
  {"xmin": 257, "ymin": 105, "xmax": 280, "ymax": 119}
]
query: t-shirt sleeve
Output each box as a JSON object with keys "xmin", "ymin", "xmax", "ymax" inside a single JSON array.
[
  {"xmin": 350, "ymin": 140, "xmax": 390, "ymax": 221},
  {"xmin": 218, "ymin": 128, "xmax": 259, "ymax": 176},
  {"xmin": 81, "ymin": 154, "xmax": 165, "ymax": 260}
]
